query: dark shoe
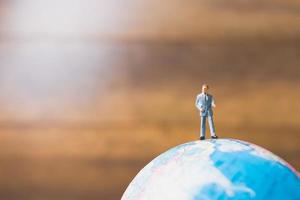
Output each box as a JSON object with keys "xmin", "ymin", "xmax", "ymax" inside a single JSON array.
[
  {"xmin": 200, "ymin": 136, "xmax": 205, "ymax": 140},
  {"xmin": 211, "ymin": 135, "xmax": 218, "ymax": 139}
]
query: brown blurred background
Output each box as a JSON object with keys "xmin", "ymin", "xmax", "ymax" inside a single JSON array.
[{"xmin": 0, "ymin": 0, "xmax": 299, "ymax": 199}]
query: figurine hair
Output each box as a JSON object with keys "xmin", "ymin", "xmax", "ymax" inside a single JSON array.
[{"xmin": 202, "ymin": 84, "xmax": 209, "ymax": 89}]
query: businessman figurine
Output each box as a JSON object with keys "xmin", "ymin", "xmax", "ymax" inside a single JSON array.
[{"xmin": 195, "ymin": 84, "xmax": 218, "ymax": 140}]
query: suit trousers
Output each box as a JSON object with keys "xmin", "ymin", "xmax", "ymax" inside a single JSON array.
[{"xmin": 200, "ymin": 115, "xmax": 216, "ymax": 137}]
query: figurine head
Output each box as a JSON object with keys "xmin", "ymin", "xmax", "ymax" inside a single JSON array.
[{"xmin": 202, "ymin": 84, "xmax": 209, "ymax": 93}]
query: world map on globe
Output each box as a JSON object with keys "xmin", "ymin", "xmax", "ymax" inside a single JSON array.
[{"xmin": 122, "ymin": 139, "xmax": 300, "ymax": 200}]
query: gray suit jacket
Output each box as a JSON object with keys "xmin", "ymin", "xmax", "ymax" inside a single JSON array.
[{"xmin": 195, "ymin": 93, "xmax": 215, "ymax": 116}]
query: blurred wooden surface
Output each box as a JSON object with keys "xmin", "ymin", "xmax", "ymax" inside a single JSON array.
[{"xmin": 0, "ymin": 0, "xmax": 299, "ymax": 199}]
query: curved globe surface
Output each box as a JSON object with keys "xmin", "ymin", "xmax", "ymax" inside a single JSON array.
[{"xmin": 122, "ymin": 139, "xmax": 300, "ymax": 200}]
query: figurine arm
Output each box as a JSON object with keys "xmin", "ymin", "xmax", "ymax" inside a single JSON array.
[
  {"xmin": 212, "ymin": 97, "xmax": 216, "ymax": 108},
  {"xmin": 195, "ymin": 95, "xmax": 203, "ymax": 110}
]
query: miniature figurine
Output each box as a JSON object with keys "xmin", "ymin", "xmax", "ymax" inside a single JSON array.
[{"xmin": 195, "ymin": 84, "xmax": 218, "ymax": 140}]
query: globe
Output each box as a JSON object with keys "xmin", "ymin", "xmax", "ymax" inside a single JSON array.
[{"xmin": 122, "ymin": 139, "xmax": 300, "ymax": 200}]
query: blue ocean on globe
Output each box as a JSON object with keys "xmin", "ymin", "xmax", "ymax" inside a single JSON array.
[{"xmin": 122, "ymin": 139, "xmax": 300, "ymax": 200}]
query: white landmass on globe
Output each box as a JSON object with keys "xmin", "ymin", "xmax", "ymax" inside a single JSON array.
[
  {"xmin": 215, "ymin": 139, "xmax": 251, "ymax": 152},
  {"xmin": 122, "ymin": 140, "xmax": 256, "ymax": 200}
]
